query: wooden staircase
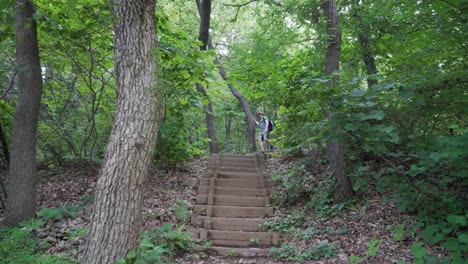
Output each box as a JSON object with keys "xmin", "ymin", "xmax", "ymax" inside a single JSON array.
[{"xmin": 191, "ymin": 153, "xmax": 279, "ymax": 257}]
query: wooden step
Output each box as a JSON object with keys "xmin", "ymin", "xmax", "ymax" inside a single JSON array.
[
  {"xmin": 192, "ymin": 246, "xmax": 270, "ymax": 257},
  {"xmin": 213, "ymin": 153, "xmax": 255, "ymax": 159},
  {"xmin": 197, "ymin": 186, "xmax": 270, "ymax": 197},
  {"xmin": 193, "ymin": 205, "xmax": 274, "ymax": 218},
  {"xmin": 196, "ymin": 195, "xmax": 268, "ymax": 207},
  {"xmin": 203, "ymin": 170, "xmax": 262, "ymax": 178},
  {"xmin": 199, "ymin": 178, "xmax": 274, "ymax": 189},
  {"xmin": 217, "ymin": 165, "xmax": 259, "ymax": 173},
  {"xmin": 192, "ymin": 153, "xmax": 277, "ymax": 257},
  {"xmin": 191, "ymin": 216, "xmax": 266, "ymax": 231},
  {"xmin": 209, "ymin": 160, "xmax": 256, "ymax": 165},
  {"xmin": 209, "ymin": 162, "xmax": 256, "ymax": 169},
  {"xmin": 219, "ymin": 158, "xmax": 255, "ymax": 163},
  {"xmin": 192, "ymin": 229, "xmax": 279, "ymax": 247},
  {"xmin": 218, "ymin": 171, "xmax": 264, "ymax": 179}
]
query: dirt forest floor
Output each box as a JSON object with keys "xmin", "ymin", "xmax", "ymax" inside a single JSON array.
[{"xmin": 9, "ymin": 155, "xmax": 447, "ymax": 263}]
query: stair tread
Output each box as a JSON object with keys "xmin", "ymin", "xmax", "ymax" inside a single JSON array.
[{"xmin": 192, "ymin": 153, "xmax": 277, "ymax": 256}]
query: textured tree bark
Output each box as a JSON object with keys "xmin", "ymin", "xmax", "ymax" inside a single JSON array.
[
  {"xmin": 196, "ymin": 0, "xmax": 219, "ymax": 154},
  {"xmin": 82, "ymin": 0, "xmax": 164, "ymax": 263},
  {"xmin": 321, "ymin": 0, "xmax": 354, "ymax": 199},
  {"xmin": 3, "ymin": 0, "xmax": 43, "ymax": 226}
]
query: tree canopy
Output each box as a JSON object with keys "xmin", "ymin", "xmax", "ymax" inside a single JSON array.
[{"xmin": 0, "ymin": 0, "xmax": 466, "ymax": 262}]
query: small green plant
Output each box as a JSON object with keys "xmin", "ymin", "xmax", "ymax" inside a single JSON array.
[
  {"xmin": 227, "ymin": 250, "xmax": 238, "ymax": 257},
  {"xmin": 199, "ymin": 239, "xmax": 212, "ymax": 249},
  {"xmin": 293, "ymin": 226, "xmax": 320, "ymax": 241},
  {"xmin": 411, "ymin": 242, "xmax": 429, "ymax": 264},
  {"xmin": 37, "ymin": 207, "xmax": 65, "ymax": 221},
  {"xmin": 349, "ymin": 255, "xmax": 364, "ymax": 263},
  {"xmin": 270, "ymin": 244, "xmax": 298, "ymax": 261},
  {"xmin": 302, "ymin": 242, "xmax": 338, "ymax": 260},
  {"xmin": 0, "ymin": 220, "xmax": 74, "ymax": 264},
  {"xmin": 262, "ymin": 210, "xmax": 305, "ymax": 233},
  {"xmin": 171, "ymin": 199, "xmax": 191, "ymax": 224},
  {"xmin": 37, "ymin": 202, "xmax": 85, "ymax": 221},
  {"xmin": 249, "ymin": 238, "xmax": 260, "ymax": 245},
  {"xmin": 365, "ymin": 238, "xmax": 382, "ymax": 258},
  {"xmin": 118, "ymin": 223, "xmax": 192, "ymax": 264},
  {"xmin": 200, "ymin": 207, "xmax": 206, "ymax": 215},
  {"xmin": 69, "ymin": 227, "xmax": 88, "ymax": 239},
  {"xmin": 337, "ymin": 225, "xmax": 349, "ymax": 234},
  {"xmin": 390, "ymin": 224, "xmax": 405, "ymax": 241},
  {"xmin": 270, "ymin": 242, "xmax": 337, "ymax": 262}
]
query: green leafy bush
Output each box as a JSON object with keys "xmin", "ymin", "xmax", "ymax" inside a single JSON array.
[
  {"xmin": 262, "ymin": 209, "xmax": 304, "ymax": 233},
  {"xmin": 270, "ymin": 242, "xmax": 337, "ymax": 262},
  {"xmin": 119, "ymin": 223, "xmax": 192, "ymax": 264},
  {"xmin": 37, "ymin": 200, "xmax": 88, "ymax": 221},
  {"xmin": 171, "ymin": 199, "xmax": 191, "ymax": 224},
  {"xmin": 0, "ymin": 220, "xmax": 75, "ymax": 264}
]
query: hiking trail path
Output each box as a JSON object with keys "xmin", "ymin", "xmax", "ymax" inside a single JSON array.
[{"xmin": 190, "ymin": 153, "xmax": 279, "ymax": 257}]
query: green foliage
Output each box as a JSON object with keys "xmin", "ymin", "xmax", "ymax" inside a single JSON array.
[
  {"xmin": 293, "ymin": 226, "xmax": 321, "ymax": 241},
  {"xmin": 0, "ymin": 221, "xmax": 75, "ymax": 264},
  {"xmin": 171, "ymin": 199, "xmax": 191, "ymax": 224},
  {"xmin": 119, "ymin": 223, "xmax": 192, "ymax": 264},
  {"xmin": 270, "ymin": 242, "xmax": 337, "ymax": 262},
  {"xmin": 365, "ymin": 238, "xmax": 382, "ymax": 258},
  {"xmin": 389, "ymin": 224, "xmax": 405, "ymax": 241},
  {"xmin": 68, "ymin": 227, "xmax": 88, "ymax": 240},
  {"xmin": 32, "ymin": 0, "xmax": 115, "ymax": 165},
  {"xmin": 269, "ymin": 244, "xmax": 298, "ymax": 261},
  {"xmin": 262, "ymin": 209, "xmax": 305, "ymax": 233},
  {"xmin": 349, "ymin": 255, "xmax": 364, "ymax": 264},
  {"xmin": 37, "ymin": 200, "xmax": 88, "ymax": 221},
  {"xmin": 270, "ymin": 162, "xmax": 315, "ymax": 206}
]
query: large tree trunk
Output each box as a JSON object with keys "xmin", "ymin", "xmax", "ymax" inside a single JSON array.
[
  {"xmin": 195, "ymin": 0, "xmax": 219, "ymax": 154},
  {"xmin": 3, "ymin": 0, "xmax": 43, "ymax": 226},
  {"xmin": 321, "ymin": 0, "xmax": 354, "ymax": 199},
  {"xmin": 82, "ymin": 0, "xmax": 163, "ymax": 263}
]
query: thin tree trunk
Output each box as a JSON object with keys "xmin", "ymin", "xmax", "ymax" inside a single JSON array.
[
  {"xmin": 214, "ymin": 55, "xmax": 257, "ymax": 152},
  {"xmin": 225, "ymin": 115, "xmax": 232, "ymax": 151},
  {"xmin": 196, "ymin": 84, "xmax": 219, "ymax": 153},
  {"xmin": 197, "ymin": 0, "xmax": 257, "ymax": 152},
  {"xmin": 359, "ymin": 34, "xmax": 378, "ymax": 88},
  {"xmin": 321, "ymin": 0, "xmax": 354, "ymax": 200},
  {"xmin": 0, "ymin": 120, "xmax": 9, "ymax": 165},
  {"xmin": 196, "ymin": 0, "xmax": 218, "ymax": 153},
  {"xmin": 206, "ymin": 36, "xmax": 257, "ymax": 151},
  {"xmin": 82, "ymin": 0, "xmax": 163, "ymax": 262},
  {"xmin": 2, "ymin": 71, "xmax": 16, "ymax": 100},
  {"xmin": 3, "ymin": 0, "xmax": 43, "ymax": 226}
]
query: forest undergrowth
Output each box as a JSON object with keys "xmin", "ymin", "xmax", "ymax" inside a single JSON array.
[{"xmin": 1, "ymin": 151, "xmax": 460, "ymax": 263}]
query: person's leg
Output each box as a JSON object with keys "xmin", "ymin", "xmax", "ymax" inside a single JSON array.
[
  {"xmin": 258, "ymin": 133, "xmax": 265, "ymax": 152},
  {"xmin": 265, "ymin": 134, "xmax": 274, "ymax": 151}
]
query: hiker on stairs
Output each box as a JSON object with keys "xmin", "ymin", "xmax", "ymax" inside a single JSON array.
[{"xmin": 255, "ymin": 112, "xmax": 274, "ymax": 153}]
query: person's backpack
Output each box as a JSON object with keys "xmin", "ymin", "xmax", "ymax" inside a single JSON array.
[{"xmin": 267, "ymin": 119, "xmax": 274, "ymax": 132}]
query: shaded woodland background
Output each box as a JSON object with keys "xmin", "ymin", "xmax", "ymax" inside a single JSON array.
[{"xmin": 0, "ymin": 0, "xmax": 466, "ymax": 263}]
